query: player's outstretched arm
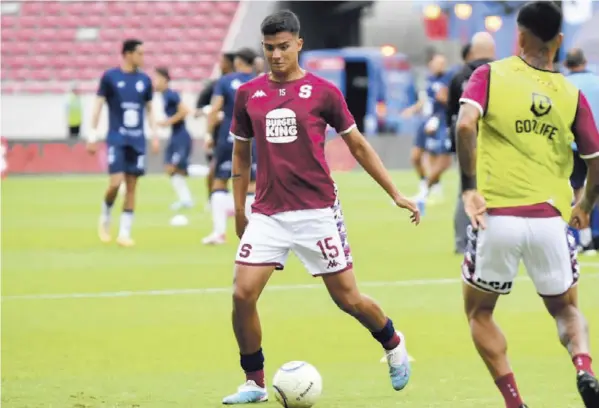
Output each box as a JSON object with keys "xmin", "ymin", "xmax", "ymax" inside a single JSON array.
[
  {"xmin": 342, "ymin": 128, "xmax": 420, "ymax": 224},
  {"xmin": 146, "ymin": 101, "xmax": 160, "ymax": 153},
  {"xmin": 456, "ymin": 102, "xmax": 487, "ymax": 229},
  {"xmin": 86, "ymin": 96, "xmax": 105, "ymax": 154},
  {"xmin": 571, "ymin": 92, "xmax": 599, "ymax": 228}
]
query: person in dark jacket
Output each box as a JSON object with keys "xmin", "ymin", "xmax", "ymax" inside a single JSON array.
[
  {"xmin": 195, "ymin": 52, "xmax": 235, "ymax": 200},
  {"xmin": 447, "ymin": 32, "xmax": 495, "ymax": 254}
]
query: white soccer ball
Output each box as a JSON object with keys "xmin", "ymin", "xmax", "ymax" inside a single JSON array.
[
  {"xmin": 272, "ymin": 361, "xmax": 322, "ymax": 408},
  {"xmin": 169, "ymin": 214, "xmax": 189, "ymax": 227}
]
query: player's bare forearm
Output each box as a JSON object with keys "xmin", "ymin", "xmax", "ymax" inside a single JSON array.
[
  {"xmin": 342, "ymin": 129, "xmax": 401, "ymax": 200},
  {"xmin": 581, "ymin": 157, "xmax": 599, "ymax": 212},
  {"xmin": 456, "ymin": 104, "xmax": 480, "ymax": 191},
  {"xmin": 146, "ymin": 102, "xmax": 158, "ymax": 135},
  {"xmin": 232, "ymin": 139, "xmax": 252, "ymax": 213},
  {"xmin": 91, "ymin": 96, "xmax": 105, "ymax": 131},
  {"xmin": 207, "ymin": 96, "xmax": 224, "ymax": 136}
]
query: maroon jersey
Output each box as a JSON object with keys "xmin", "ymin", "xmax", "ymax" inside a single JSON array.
[{"xmin": 230, "ymin": 72, "xmax": 356, "ymax": 216}]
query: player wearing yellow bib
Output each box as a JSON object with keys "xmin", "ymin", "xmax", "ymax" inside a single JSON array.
[{"xmin": 456, "ymin": 3, "xmax": 599, "ymax": 408}]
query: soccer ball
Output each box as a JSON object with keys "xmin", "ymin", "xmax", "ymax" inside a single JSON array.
[{"xmin": 272, "ymin": 361, "xmax": 322, "ymax": 408}]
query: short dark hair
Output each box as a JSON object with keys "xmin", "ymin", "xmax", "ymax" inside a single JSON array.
[
  {"xmin": 517, "ymin": 1, "xmax": 562, "ymax": 43},
  {"xmin": 122, "ymin": 39, "xmax": 143, "ymax": 55},
  {"xmin": 223, "ymin": 52, "xmax": 236, "ymax": 65},
  {"xmin": 461, "ymin": 43, "xmax": 471, "ymax": 62},
  {"xmin": 565, "ymin": 48, "xmax": 586, "ymax": 68},
  {"xmin": 155, "ymin": 67, "xmax": 170, "ymax": 81},
  {"xmin": 260, "ymin": 10, "xmax": 300, "ymax": 36},
  {"xmin": 236, "ymin": 48, "xmax": 257, "ymax": 65}
]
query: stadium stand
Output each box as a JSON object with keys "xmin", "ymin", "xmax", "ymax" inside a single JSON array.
[{"xmin": 1, "ymin": 1, "xmax": 239, "ymax": 93}]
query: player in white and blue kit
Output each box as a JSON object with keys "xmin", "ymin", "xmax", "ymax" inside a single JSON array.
[
  {"xmin": 203, "ymin": 48, "xmax": 258, "ymax": 245},
  {"xmin": 153, "ymin": 67, "xmax": 194, "ymax": 211},
  {"xmin": 402, "ymin": 54, "xmax": 451, "ymax": 210},
  {"xmin": 87, "ymin": 39, "xmax": 158, "ymax": 247}
]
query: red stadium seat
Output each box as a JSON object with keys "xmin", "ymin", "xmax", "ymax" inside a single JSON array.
[
  {"xmin": 105, "ymin": 15, "xmax": 126, "ymax": 29},
  {"xmin": 215, "ymin": 1, "xmax": 239, "ymax": 15},
  {"xmin": 56, "ymin": 68, "xmax": 77, "ymax": 81},
  {"xmin": 87, "ymin": 2, "xmax": 108, "ymax": 16},
  {"xmin": 15, "ymin": 28, "xmax": 36, "ymax": 42},
  {"xmin": 67, "ymin": 2, "xmax": 88, "ymax": 15},
  {"xmin": 21, "ymin": 1, "xmax": 45, "ymax": 15},
  {"xmin": 152, "ymin": 1, "xmax": 173, "ymax": 15},
  {"xmin": 105, "ymin": 2, "xmax": 130, "ymax": 16},
  {"xmin": 5, "ymin": 55, "xmax": 28, "ymax": 69},
  {"xmin": 19, "ymin": 16, "xmax": 38, "ymax": 29},
  {"xmin": 6, "ymin": 0, "xmax": 240, "ymax": 86},
  {"xmin": 78, "ymin": 14, "xmax": 104, "ymax": 27},
  {"xmin": 177, "ymin": 54, "xmax": 195, "ymax": 68},
  {"xmin": 36, "ymin": 2, "xmax": 63, "ymax": 16},
  {"xmin": 29, "ymin": 55, "xmax": 52, "ymax": 69},
  {"xmin": 29, "ymin": 69, "xmax": 53, "ymax": 81},
  {"xmin": 1, "ymin": 15, "xmax": 17, "ymax": 28},
  {"xmin": 13, "ymin": 68, "xmax": 31, "ymax": 81},
  {"xmin": 188, "ymin": 67, "xmax": 210, "ymax": 80},
  {"xmin": 100, "ymin": 29, "xmax": 123, "ymax": 41},
  {"xmin": 37, "ymin": 15, "xmax": 63, "ymax": 28}
]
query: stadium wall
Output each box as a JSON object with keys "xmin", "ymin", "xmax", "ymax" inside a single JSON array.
[
  {"xmin": 1, "ymin": 93, "xmax": 204, "ymax": 140},
  {"xmin": 3, "ymin": 134, "xmax": 415, "ymax": 176}
]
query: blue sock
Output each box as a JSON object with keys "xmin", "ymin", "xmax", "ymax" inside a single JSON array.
[{"xmin": 372, "ymin": 318, "xmax": 400, "ymax": 350}]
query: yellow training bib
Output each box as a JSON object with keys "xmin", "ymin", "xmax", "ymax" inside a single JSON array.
[{"xmin": 479, "ymin": 56, "xmax": 579, "ymax": 221}]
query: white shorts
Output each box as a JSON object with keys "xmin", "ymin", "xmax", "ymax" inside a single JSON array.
[
  {"xmin": 462, "ymin": 215, "xmax": 579, "ymax": 296},
  {"xmin": 235, "ymin": 201, "xmax": 353, "ymax": 276}
]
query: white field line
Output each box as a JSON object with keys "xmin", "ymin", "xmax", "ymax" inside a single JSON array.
[{"xmin": 3, "ymin": 264, "xmax": 599, "ymax": 301}]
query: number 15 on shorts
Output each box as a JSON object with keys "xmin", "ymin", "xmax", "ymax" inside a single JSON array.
[{"xmin": 316, "ymin": 237, "xmax": 343, "ymax": 270}]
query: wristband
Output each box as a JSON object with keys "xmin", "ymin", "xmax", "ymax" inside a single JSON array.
[{"xmin": 460, "ymin": 172, "xmax": 477, "ymax": 192}]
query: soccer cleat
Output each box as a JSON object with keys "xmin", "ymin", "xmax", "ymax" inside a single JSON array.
[
  {"xmin": 222, "ymin": 380, "xmax": 268, "ymax": 405},
  {"xmin": 116, "ymin": 236, "xmax": 135, "ymax": 247},
  {"xmin": 577, "ymin": 370, "xmax": 599, "ymax": 407},
  {"xmin": 98, "ymin": 217, "xmax": 111, "ymax": 243},
  {"xmin": 202, "ymin": 233, "xmax": 226, "ymax": 245},
  {"xmin": 385, "ymin": 331, "xmax": 411, "ymax": 391}
]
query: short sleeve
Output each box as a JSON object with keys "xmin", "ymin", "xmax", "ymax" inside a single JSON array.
[
  {"xmin": 145, "ymin": 78, "xmax": 153, "ymax": 102},
  {"xmin": 324, "ymin": 84, "xmax": 356, "ymax": 135},
  {"xmin": 459, "ymin": 64, "xmax": 491, "ymax": 116},
  {"xmin": 170, "ymin": 90, "xmax": 181, "ymax": 106},
  {"xmin": 573, "ymin": 91, "xmax": 599, "ymax": 159},
  {"xmin": 196, "ymin": 81, "xmax": 214, "ymax": 108},
  {"xmin": 230, "ymin": 88, "xmax": 253, "ymax": 141},
  {"xmin": 213, "ymin": 77, "xmax": 226, "ymax": 98},
  {"xmin": 96, "ymin": 71, "xmax": 110, "ymax": 97}
]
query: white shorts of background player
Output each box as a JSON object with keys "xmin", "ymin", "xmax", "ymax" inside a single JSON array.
[{"xmin": 462, "ymin": 215, "xmax": 579, "ymax": 297}]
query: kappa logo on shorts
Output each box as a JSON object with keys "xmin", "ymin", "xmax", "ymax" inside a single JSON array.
[{"xmin": 327, "ymin": 259, "xmax": 340, "ymax": 269}]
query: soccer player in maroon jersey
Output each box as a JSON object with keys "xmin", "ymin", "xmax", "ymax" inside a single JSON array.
[{"xmin": 221, "ymin": 10, "xmax": 420, "ymax": 405}]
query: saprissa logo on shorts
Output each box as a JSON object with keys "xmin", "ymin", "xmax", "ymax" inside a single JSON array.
[{"xmin": 530, "ymin": 93, "xmax": 552, "ymax": 117}]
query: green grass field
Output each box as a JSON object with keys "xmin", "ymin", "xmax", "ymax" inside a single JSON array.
[{"xmin": 2, "ymin": 171, "xmax": 598, "ymax": 408}]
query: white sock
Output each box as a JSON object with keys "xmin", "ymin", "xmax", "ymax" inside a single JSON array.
[
  {"xmin": 224, "ymin": 192, "xmax": 235, "ymax": 214},
  {"xmin": 171, "ymin": 174, "xmax": 192, "ymax": 204},
  {"xmin": 245, "ymin": 193, "xmax": 255, "ymax": 218},
  {"xmin": 418, "ymin": 179, "xmax": 429, "ymax": 198},
  {"xmin": 210, "ymin": 191, "xmax": 229, "ymax": 236},
  {"xmin": 118, "ymin": 210, "xmax": 134, "ymax": 239},
  {"xmin": 580, "ymin": 228, "xmax": 593, "ymax": 247},
  {"xmin": 431, "ymin": 182, "xmax": 443, "ymax": 195},
  {"xmin": 101, "ymin": 201, "xmax": 113, "ymax": 223}
]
